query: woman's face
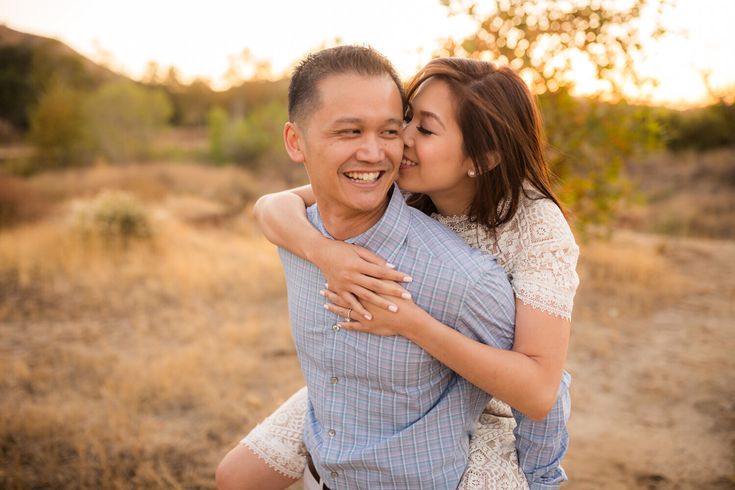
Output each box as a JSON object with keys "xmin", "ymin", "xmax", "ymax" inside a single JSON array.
[{"xmin": 398, "ymin": 78, "xmax": 475, "ymax": 215}]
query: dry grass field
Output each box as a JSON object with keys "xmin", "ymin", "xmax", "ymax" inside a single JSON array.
[{"xmin": 1, "ymin": 155, "xmax": 733, "ymax": 489}]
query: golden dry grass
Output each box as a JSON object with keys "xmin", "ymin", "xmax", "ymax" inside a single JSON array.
[
  {"xmin": 0, "ymin": 165, "xmax": 302, "ymax": 488},
  {"xmin": 1, "ymin": 162, "xmax": 733, "ymax": 489}
]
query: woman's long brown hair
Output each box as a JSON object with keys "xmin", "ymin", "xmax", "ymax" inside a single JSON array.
[{"xmin": 404, "ymin": 58, "xmax": 563, "ymax": 230}]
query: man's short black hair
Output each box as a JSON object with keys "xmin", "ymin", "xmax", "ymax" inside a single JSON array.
[{"xmin": 288, "ymin": 45, "xmax": 406, "ymax": 124}]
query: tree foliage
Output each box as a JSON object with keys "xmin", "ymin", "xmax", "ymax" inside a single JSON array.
[
  {"xmin": 207, "ymin": 101, "xmax": 287, "ymax": 168},
  {"xmin": 85, "ymin": 80, "xmax": 172, "ymax": 163},
  {"xmin": 28, "ymin": 79, "xmax": 90, "ymax": 167},
  {"xmin": 438, "ymin": 0, "xmax": 671, "ymax": 232}
]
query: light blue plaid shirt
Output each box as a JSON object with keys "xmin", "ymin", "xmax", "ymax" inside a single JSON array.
[{"xmin": 279, "ymin": 185, "xmax": 569, "ymax": 489}]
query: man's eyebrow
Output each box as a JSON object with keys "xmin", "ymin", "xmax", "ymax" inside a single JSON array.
[
  {"xmin": 419, "ymin": 110, "xmax": 446, "ymax": 130},
  {"xmin": 334, "ymin": 117, "xmax": 362, "ymax": 124},
  {"xmin": 332, "ymin": 117, "xmax": 404, "ymax": 125}
]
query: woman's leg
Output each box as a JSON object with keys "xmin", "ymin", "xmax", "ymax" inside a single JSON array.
[
  {"xmin": 458, "ymin": 399, "xmax": 529, "ymax": 490},
  {"xmin": 216, "ymin": 444, "xmax": 298, "ymax": 490},
  {"xmin": 216, "ymin": 386, "xmax": 310, "ymax": 490}
]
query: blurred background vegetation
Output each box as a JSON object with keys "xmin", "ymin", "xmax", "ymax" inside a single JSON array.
[
  {"xmin": 1, "ymin": 1, "xmax": 734, "ymax": 488},
  {"xmin": 1, "ymin": 0, "xmax": 733, "ymax": 235}
]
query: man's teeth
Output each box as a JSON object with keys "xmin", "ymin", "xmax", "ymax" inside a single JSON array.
[
  {"xmin": 401, "ymin": 157, "xmax": 418, "ymax": 167},
  {"xmin": 345, "ymin": 171, "xmax": 380, "ymax": 182}
]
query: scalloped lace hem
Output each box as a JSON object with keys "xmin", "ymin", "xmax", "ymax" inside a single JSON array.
[
  {"xmin": 516, "ymin": 293, "xmax": 572, "ymax": 321},
  {"xmin": 239, "ymin": 439, "xmax": 304, "ymax": 480}
]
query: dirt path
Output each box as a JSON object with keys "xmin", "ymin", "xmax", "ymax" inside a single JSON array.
[{"xmin": 565, "ymin": 234, "xmax": 735, "ymax": 489}]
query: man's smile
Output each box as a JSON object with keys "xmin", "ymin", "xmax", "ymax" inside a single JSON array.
[{"xmin": 342, "ymin": 170, "xmax": 387, "ymax": 184}]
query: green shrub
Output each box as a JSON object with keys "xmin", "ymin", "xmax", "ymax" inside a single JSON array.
[{"xmin": 69, "ymin": 190, "xmax": 152, "ymax": 244}]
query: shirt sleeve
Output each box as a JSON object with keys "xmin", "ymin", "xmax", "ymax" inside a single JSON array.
[
  {"xmin": 511, "ymin": 199, "xmax": 580, "ymax": 321},
  {"xmin": 456, "ymin": 257, "xmax": 516, "ymax": 351}
]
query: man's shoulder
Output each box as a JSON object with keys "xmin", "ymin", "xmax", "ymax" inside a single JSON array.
[{"xmin": 404, "ymin": 207, "xmax": 503, "ymax": 281}]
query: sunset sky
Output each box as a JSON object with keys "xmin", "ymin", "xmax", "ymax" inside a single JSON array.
[{"xmin": 1, "ymin": 0, "xmax": 733, "ymax": 107}]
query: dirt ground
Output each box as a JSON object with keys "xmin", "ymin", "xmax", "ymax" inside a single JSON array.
[
  {"xmin": 280, "ymin": 232, "xmax": 735, "ymax": 490},
  {"xmin": 564, "ymin": 232, "xmax": 735, "ymax": 489},
  {"xmin": 1, "ymin": 162, "xmax": 733, "ymax": 489}
]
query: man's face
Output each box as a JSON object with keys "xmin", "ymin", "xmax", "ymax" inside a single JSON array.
[{"xmin": 285, "ymin": 73, "xmax": 404, "ymax": 220}]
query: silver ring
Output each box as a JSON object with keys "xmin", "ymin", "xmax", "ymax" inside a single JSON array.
[{"xmin": 345, "ymin": 308, "xmax": 352, "ymax": 322}]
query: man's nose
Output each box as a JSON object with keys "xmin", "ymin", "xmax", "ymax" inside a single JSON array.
[{"xmin": 355, "ymin": 135, "xmax": 385, "ymax": 163}]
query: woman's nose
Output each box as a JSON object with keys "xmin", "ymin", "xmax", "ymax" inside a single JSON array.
[{"xmin": 402, "ymin": 123, "xmax": 415, "ymax": 147}]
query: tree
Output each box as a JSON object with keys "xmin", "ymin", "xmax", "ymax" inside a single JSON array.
[
  {"xmin": 85, "ymin": 80, "xmax": 172, "ymax": 162},
  {"xmin": 438, "ymin": 0, "xmax": 672, "ymax": 232},
  {"xmin": 28, "ymin": 79, "xmax": 90, "ymax": 167}
]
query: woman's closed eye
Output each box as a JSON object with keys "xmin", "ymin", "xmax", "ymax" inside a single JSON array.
[{"xmin": 416, "ymin": 125, "xmax": 433, "ymax": 136}]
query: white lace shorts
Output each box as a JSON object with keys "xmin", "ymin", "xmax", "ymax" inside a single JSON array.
[{"xmin": 240, "ymin": 386, "xmax": 529, "ymax": 489}]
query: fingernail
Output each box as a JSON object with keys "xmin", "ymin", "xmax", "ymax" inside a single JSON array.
[
  {"xmin": 403, "ymin": 276, "xmax": 413, "ymax": 282},
  {"xmin": 364, "ymin": 313, "xmax": 372, "ymax": 320},
  {"xmin": 388, "ymin": 304, "xmax": 398, "ymax": 312},
  {"xmin": 324, "ymin": 282, "xmax": 329, "ymax": 289},
  {"xmin": 386, "ymin": 263, "xmax": 396, "ymax": 269},
  {"xmin": 323, "ymin": 304, "xmax": 329, "ymax": 309},
  {"xmin": 401, "ymin": 292, "xmax": 411, "ymax": 299},
  {"xmin": 319, "ymin": 290, "xmax": 325, "ymax": 296}
]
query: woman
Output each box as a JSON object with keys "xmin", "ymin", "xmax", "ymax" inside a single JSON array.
[{"xmin": 217, "ymin": 58, "xmax": 579, "ymax": 489}]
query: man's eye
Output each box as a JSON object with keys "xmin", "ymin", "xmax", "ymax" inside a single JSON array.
[
  {"xmin": 417, "ymin": 126, "xmax": 433, "ymax": 136},
  {"xmin": 383, "ymin": 129, "xmax": 401, "ymax": 136},
  {"xmin": 338, "ymin": 129, "xmax": 360, "ymax": 136}
]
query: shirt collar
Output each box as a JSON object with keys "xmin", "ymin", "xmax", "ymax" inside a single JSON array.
[{"xmin": 312, "ymin": 184, "xmax": 410, "ymax": 263}]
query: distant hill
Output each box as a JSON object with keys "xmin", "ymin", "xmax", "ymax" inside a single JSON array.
[
  {"xmin": 0, "ymin": 25, "xmax": 290, "ymax": 131},
  {"xmin": 0, "ymin": 25, "xmax": 124, "ymax": 130}
]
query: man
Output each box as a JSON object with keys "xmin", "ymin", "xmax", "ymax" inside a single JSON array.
[
  {"xmin": 217, "ymin": 46, "xmax": 569, "ymax": 490},
  {"xmin": 275, "ymin": 45, "xmax": 516, "ymax": 489}
]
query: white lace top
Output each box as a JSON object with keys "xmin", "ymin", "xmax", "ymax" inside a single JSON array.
[{"xmin": 433, "ymin": 187, "xmax": 579, "ymax": 320}]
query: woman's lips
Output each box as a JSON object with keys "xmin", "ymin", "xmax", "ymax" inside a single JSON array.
[{"xmin": 400, "ymin": 157, "xmax": 418, "ymax": 169}]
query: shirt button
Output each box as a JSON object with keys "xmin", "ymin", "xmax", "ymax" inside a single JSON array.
[
  {"xmin": 330, "ymin": 376, "xmax": 339, "ymax": 384},
  {"xmin": 330, "ymin": 471, "xmax": 338, "ymax": 478},
  {"xmin": 332, "ymin": 324, "xmax": 340, "ymax": 331},
  {"xmin": 328, "ymin": 429, "xmax": 336, "ymax": 437}
]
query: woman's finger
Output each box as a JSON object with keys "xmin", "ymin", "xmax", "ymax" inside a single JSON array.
[
  {"xmin": 339, "ymin": 291, "xmax": 372, "ymax": 321},
  {"xmin": 337, "ymin": 320, "xmax": 366, "ymax": 331},
  {"xmin": 323, "ymin": 302, "xmax": 368, "ymax": 323},
  {"xmin": 359, "ymin": 276, "xmax": 412, "ymax": 299},
  {"xmin": 322, "ymin": 291, "xmax": 372, "ymax": 321},
  {"xmin": 361, "ymin": 261, "xmax": 413, "ymax": 283},
  {"xmin": 354, "ymin": 247, "xmax": 413, "ymax": 283},
  {"xmin": 351, "ymin": 285, "xmax": 399, "ymax": 312},
  {"xmin": 320, "ymin": 289, "xmax": 349, "ymax": 308}
]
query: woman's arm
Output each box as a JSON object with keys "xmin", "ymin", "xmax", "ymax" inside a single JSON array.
[
  {"xmin": 324, "ymin": 295, "xmax": 569, "ymax": 421},
  {"xmin": 252, "ymin": 185, "xmax": 321, "ymax": 261},
  {"xmin": 252, "ymin": 186, "xmax": 412, "ymax": 319}
]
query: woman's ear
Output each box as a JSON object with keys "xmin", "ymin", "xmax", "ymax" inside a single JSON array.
[
  {"xmin": 485, "ymin": 151, "xmax": 501, "ymax": 172},
  {"xmin": 283, "ymin": 122, "xmax": 305, "ymax": 163},
  {"xmin": 463, "ymin": 151, "xmax": 501, "ymax": 177}
]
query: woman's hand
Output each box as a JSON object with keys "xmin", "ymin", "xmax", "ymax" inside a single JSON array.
[
  {"xmin": 309, "ymin": 239, "xmax": 412, "ymax": 321},
  {"xmin": 321, "ymin": 288, "xmax": 431, "ymax": 338}
]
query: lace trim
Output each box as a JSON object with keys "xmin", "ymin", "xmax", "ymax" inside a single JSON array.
[
  {"xmin": 515, "ymin": 291, "xmax": 572, "ymax": 320},
  {"xmin": 240, "ymin": 440, "xmax": 302, "ymax": 480},
  {"xmin": 433, "ymin": 193, "xmax": 579, "ymax": 320},
  {"xmin": 239, "ymin": 387, "xmax": 309, "ymax": 479}
]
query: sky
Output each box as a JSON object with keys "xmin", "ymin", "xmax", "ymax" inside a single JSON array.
[{"xmin": 1, "ymin": 0, "xmax": 734, "ymax": 107}]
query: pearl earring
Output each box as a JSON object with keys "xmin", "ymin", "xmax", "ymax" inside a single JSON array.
[{"xmin": 468, "ymin": 169, "xmax": 477, "ymax": 178}]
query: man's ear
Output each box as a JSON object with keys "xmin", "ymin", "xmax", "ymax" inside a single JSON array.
[{"xmin": 283, "ymin": 122, "xmax": 305, "ymax": 163}]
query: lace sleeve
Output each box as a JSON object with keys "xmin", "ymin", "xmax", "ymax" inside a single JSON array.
[{"xmin": 510, "ymin": 198, "xmax": 580, "ymax": 320}]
